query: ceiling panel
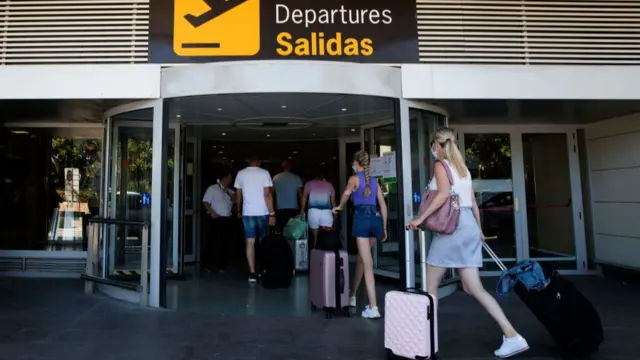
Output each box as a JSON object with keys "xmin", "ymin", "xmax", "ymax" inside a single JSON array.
[{"xmin": 168, "ymin": 93, "xmax": 393, "ymax": 141}]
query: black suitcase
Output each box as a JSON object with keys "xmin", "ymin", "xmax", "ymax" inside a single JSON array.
[
  {"xmin": 483, "ymin": 244, "xmax": 603, "ymax": 359},
  {"xmin": 260, "ymin": 231, "xmax": 294, "ymax": 289}
]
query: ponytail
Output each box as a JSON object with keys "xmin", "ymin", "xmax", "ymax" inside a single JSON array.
[{"xmin": 442, "ymin": 138, "xmax": 468, "ymax": 177}]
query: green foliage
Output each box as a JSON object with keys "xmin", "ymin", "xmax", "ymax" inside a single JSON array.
[
  {"xmin": 50, "ymin": 137, "xmax": 101, "ymax": 205},
  {"xmin": 122, "ymin": 138, "xmax": 174, "ymax": 194},
  {"xmin": 465, "ymin": 134, "xmax": 512, "ymax": 179}
]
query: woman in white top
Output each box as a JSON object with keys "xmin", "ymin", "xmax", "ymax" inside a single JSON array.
[{"xmin": 408, "ymin": 128, "xmax": 529, "ymax": 359}]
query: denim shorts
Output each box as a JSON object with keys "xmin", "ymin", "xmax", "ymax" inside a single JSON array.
[
  {"xmin": 243, "ymin": 215, "xmax": 269, "ymax": 240},
  {"xmin": 352, "ymin": 205, "xmax": 383, "ymax": 239}
]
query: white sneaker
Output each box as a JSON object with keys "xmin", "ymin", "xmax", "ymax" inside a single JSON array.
[
  {"xmin": 494, "ymin": 334, "xmax": 529, "ymax": 358},
  {"xmin": 349, "ymin": 296, "xmax": 357, "ymax": 307},
  {"xmin": 361, "ymin": 305, "xmax": 381, "ymax": 319}
]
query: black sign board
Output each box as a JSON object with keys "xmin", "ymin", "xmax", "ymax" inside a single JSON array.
[{"xmin": 149, "ymin": 0, "xmax": 419, "ymax": 63}]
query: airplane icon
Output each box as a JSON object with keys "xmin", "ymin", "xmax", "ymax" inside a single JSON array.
[{"xmin": 184, "ymin": 0, "xmax": 251, "ymax": 28}]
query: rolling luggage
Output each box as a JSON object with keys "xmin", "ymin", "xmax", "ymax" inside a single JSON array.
[
  {"xmin": 309, "ymin": 248, "xmax": 350, "ymax": 318},
  {"xmin": 483, "ymin": 243, "xmax": 604, "ymax": 359},
  {"xmin": 384, "ymin": 230, "xmax": 439, "ymax": 360},
  {"xmin": 260, "ymin": 231, "xmax": 294, "ymax": 289}
]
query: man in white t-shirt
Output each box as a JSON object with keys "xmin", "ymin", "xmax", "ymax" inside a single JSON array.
[{"xmin": 234, "ymin": 155, "xmax": 275, "ymax": 283}]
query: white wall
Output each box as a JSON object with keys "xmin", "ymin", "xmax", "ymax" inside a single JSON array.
[
  {"xmin": 401, "ymin": 65, "xmax": 640, "ymax": 99},
  {"xmin": 586, "ymin": 112, "xmax": 640, "ymax": 269},
  {"xmin": 0, "ymin": 65, "xmax": 161, "ymax": 99}
]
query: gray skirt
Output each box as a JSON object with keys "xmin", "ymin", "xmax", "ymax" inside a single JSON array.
[{"xmin": 426, "ymin": 208, "xmax": 483, "ymax": 268}]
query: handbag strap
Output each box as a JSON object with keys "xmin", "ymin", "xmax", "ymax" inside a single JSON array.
[{"xmin": 429, "ymin": 160, "xmax": 455, "ymax": 187}]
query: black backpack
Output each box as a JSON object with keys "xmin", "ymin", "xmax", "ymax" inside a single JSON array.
[{"xmin": 259, "ymin": 232, "xmax": 294, "ymax": 289}]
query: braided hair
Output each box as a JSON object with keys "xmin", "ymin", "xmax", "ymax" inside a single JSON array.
[{"xmin": 354, "ymin": 150, "xmax": 372, "ymax": 197}]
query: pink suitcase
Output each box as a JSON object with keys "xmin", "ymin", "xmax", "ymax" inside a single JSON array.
[
  {"xmin": 309, "ymin": 249, "xmax": 350, "ymax": 318},
  {"xmin": 386, "ymin": 231, "xmax": 439, "ymax": 358},
  {"xmin": 384, "ymin": 289, "xmax": 439, "ymax": 359}
]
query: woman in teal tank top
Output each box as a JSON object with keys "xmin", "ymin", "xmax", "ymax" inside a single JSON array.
[{"xmin": 333, "ymin": 150, "xmax": 388, "ymax": 319}]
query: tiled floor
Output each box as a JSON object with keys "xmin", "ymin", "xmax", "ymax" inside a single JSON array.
[{"xmin": 1, "ymin": 274, "xmax": 639, "ymax": 360}]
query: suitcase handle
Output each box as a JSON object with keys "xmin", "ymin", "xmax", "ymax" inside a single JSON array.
[
  {"xmin": 405, "ymin": 287, "xmax": 427, "ymax": 294},
  {"xmin": 482, "ymin": 242, "xmax": 507, "ymax": 272},
  {"xmin": 405, "ymin": 230, "xmax": 429, "ymax": 292}
]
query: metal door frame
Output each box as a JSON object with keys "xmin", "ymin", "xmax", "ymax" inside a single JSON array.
[{"xmin": 454, "ymin": 124, "xmax": 588, "ymax": 275}]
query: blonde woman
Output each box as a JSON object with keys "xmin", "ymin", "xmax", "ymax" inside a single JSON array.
[
  {"xmin": 333, "ymin": 150, "xmax": 387, "ymax": 319},
  {"xmin": 407, "ymin": 128, "xmax": 529, "ymax": 358}
]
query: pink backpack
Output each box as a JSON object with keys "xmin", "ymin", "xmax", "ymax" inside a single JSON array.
[{"xmin": 417, "ymin": 160, "xmax": 461, "ymax": 234}]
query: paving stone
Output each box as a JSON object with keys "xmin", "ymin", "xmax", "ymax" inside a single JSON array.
[{"xmin": 0, "ymin": 276, "xmax": 637, "ymax": 359}]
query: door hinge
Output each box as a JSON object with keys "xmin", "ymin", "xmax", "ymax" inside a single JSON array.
[
  {"xmin": 583, "ymin": 261, "xmax": 586, "ymax": 270},
  {"xmin": 579, "ymin": 212, "xmax": 582, "ymax": 220},
  {"xmin": 573, "ymin": 145, "xmax": 576, "ymax": 153}
]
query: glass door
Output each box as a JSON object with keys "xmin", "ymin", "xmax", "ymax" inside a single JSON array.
[
  {"xmin": 455, "ymin": 126, "xmax": 587, "ymax": 274},
  {"xmin": 181, "ymin": 129, "xmax": 197, "ymax": 264},
  {"xmin": 106, "ymin": 116, "xmax": 181, "ymax": 278},
  {"xmin": 364, "ymin": 121, "xmax": 400, "ymax": 278},
  {"xmin": 400, "ymin": 100, "xmax": 457, "ymax": 288},
  {"xmin": 458, "ymin": 131, "xmax": 520, "ymax": 272},
  {"xmin": 520, "ymin": 131, "xmax": 586, "ymax": 271}
]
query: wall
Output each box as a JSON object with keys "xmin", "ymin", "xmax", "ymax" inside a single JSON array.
[{"xmin": 586, "ymin": 112, "xmax": 640, "ymax": 269}]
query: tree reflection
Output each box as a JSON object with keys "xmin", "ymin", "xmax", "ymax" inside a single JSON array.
[
  {"xmin": 50, "ymin": 137, "xmax": 101, "ymax": 209},
  {"xmin": 465, "ymin": 134, "xmax": 512, "ymax": 179}
]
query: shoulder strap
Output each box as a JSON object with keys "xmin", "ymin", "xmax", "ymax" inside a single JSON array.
[{"xmin": 429, "ymin": 160, "xmax": 455, "ymax": 186}]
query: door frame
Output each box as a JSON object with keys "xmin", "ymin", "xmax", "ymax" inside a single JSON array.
[
  {"xmin": 338, "ymin": 135, "xmax": 361, "ymax": 257},
  {"xmin": 181, "ymin": 128, "xmax": 199, "ymax": 264},
  {"xmin": 105, "ymin": 111, "xmax": 182, "ymax": 274},
  {"xmin": 454, "ymin": 124, "xmax": 588, "ymax": 275},
  {"xmin": 400, "ymin": 100, "xmax": 453, "ymax": 287}
]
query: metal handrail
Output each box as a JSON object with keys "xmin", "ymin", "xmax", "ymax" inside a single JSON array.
[
  {"xmin": 83, "ymin": 217, "xmax": 149, "ymax": 307},
  {"xmin": 87, "ymin": 217, "xmax": 146, "ymax": 226}
]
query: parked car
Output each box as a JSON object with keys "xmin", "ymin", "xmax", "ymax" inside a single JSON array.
[{"xmin": 476, "ymin": 192, "xmax": 515, "ymax": 241}]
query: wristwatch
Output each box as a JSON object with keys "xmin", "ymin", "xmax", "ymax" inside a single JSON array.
[{"xmin": 269, "ymin": 212, "xmax": 276, "ymax": 217}]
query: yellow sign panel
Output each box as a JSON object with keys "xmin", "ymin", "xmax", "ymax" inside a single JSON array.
[{"xmin": 173, "ymin": 0, "xmax": 260, "ymax": 57}]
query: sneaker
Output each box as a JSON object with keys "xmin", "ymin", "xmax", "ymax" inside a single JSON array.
[
  {"xmin": 248, "ymin": 273, "xmax": 258, "ymax": 283},
  {"xmin": 349, "ymin": 296, "xmax": 357, "ymax": 307},
  {"xmin": 361, "ymin": 305, "xmax": 382, "ymax": 319},
  {"xmin": 494, "ymin": 334, "xmax": 529, "ymax": 358}
]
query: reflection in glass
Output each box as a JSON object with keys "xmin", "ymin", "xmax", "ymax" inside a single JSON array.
[
  {"xmin": 522, "ymin": 133, "xmax": 576, "ymax": 270},
  {"xmin": 407, "ymin": 109, "xmax": 458, "ymax": 283},
  {"xmin": 372, "ymin": 124, "xmax": 399, "ymax": 273},
  {"xmin": 183, "ymin": 140, "xmax": 195, "ymax": 260},
  {"xmin": 0, "ymin": 127, "xmax": 103, "ymax": 251},
  {"xmin": 464, "ymin": 133, "xmax": 516, "ymax": 271},
  {"xmin": 108, "ymin": 123, "xmax": 175, "ymax": 277},
  {"xmin": 345, "ymin": 142, "xmax": 361, "ymax": 255}
]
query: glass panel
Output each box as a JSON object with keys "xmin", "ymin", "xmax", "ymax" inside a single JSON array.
[
  {"xmin": 372, "ymin": 124, "xmax": 399, "ymax": 274},
  {"xmin": 407, "ymin": 108, "xmax": 458, "ymax": 284},
  {"xmin": 522, "ymin": 133, "xmax": 576, "ymax": 270},
  {"xmin": 107, "ymin": 119, "xmax": 175, "ymax": 278},
  {"xmin": 184, "ymin": 215, "xmax": 193, "ymax": 257},
  {"xmin": 0, "ymin": 127, "xmax": 103, "ymax": 251},
  {"xmin": 184, "ymin": 140, "xmax": 195, "ymax": 258},
  {"xmin": 464, "ymin": 133, "xmax": 516, "ymax": 271},
  {"xmin": 345, "ymin": 142, "xmax": 361, "ymax": 255}
]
